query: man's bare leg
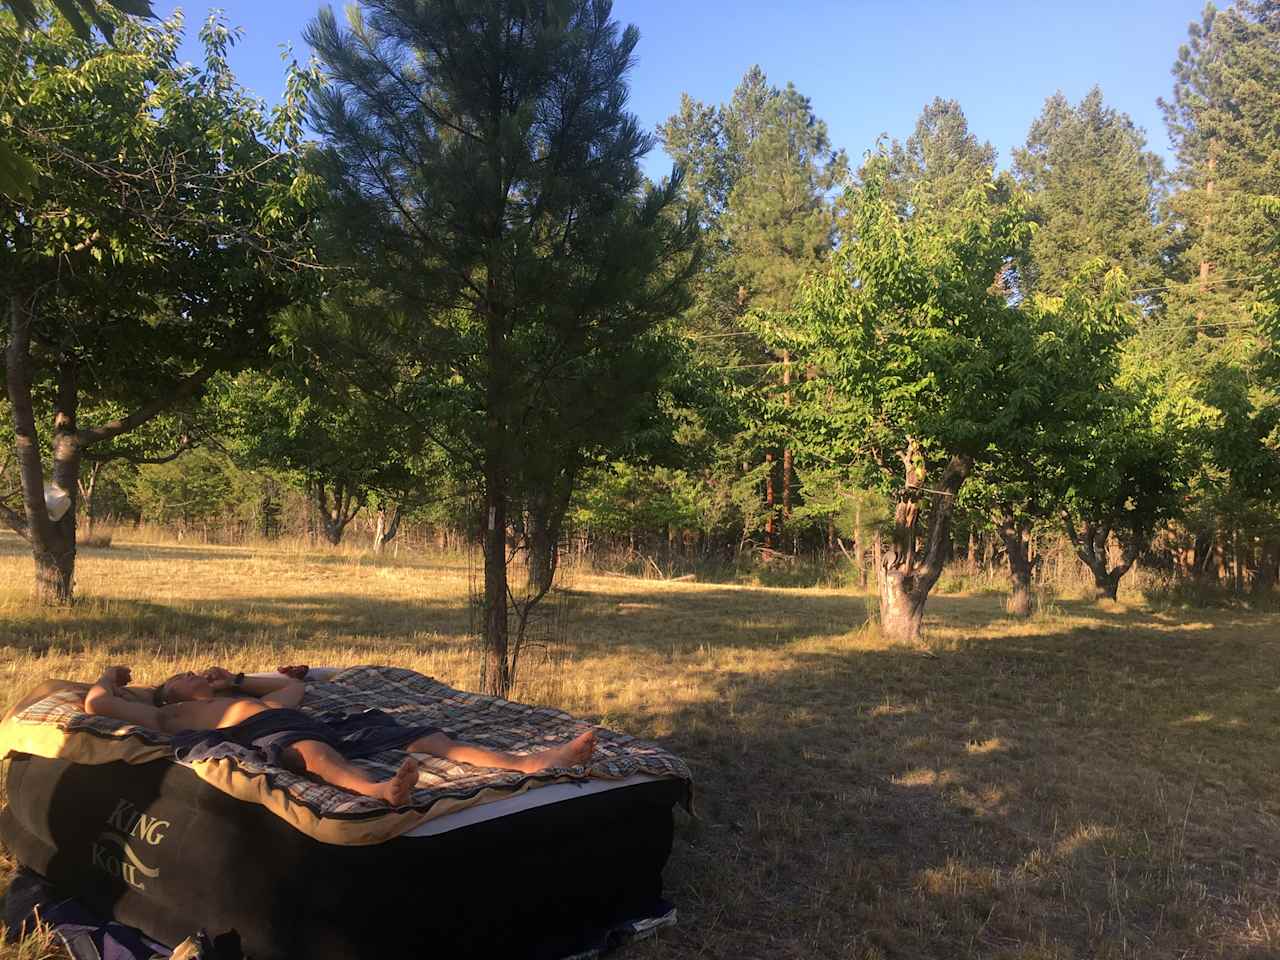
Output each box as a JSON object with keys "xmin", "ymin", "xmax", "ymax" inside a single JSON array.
[
  {"xmin": 406, "ymin": 730, "xmax": 596, "ymax": 773},
  {"xmin": 287, "ymin": 740, "xmax": 419, "ymax": 805}
]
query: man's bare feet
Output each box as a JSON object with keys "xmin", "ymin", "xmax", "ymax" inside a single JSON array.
[
  {"xmin": 521, "ymin": 729, "xmax": 596, "ymax": 773},
  {"xmin": 370, "ymin": 756, "xmax": 419, "ymax": 806}
]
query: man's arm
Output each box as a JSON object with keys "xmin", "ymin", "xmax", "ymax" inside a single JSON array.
[
  {"xmin": 259, "ymin": 677, "xmax": 304, "ymax": 709},
  {"xmin": 203, "ymin": 667, "xmax": 305, "ymax": 709},
  {"xmin": 84, "ymin": 667, "xmax": 162, "ymax": 729}
]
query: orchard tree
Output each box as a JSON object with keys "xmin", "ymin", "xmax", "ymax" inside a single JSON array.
[
  {"xmin": 217, "ymin": 368, "xmax": 425, "ymax": 547},
  {"xmin": 0, "ymin": 12, "xmax": 316, "ymax": 602},
  {"xmin": 1014, "ymin": 87, "xmax": 1167, "ymax": 295},
  {"xmin": 781, "ymin": 160, "xmax": 1033, "ymax": 643},
  {"xmin": 1061, "ymin": 387, "xmax": 1184, "ymax": 600},
  {"xmin": 0, "ymin": 1, "xmax": 157, "ymax": 195},
  {"xmin": 973, "ymin": 267, "xmax": 1144, "ymax": 613},
  {"xmin": 306, "ymin": 0, "xmax": 697, "ymax": 695}
]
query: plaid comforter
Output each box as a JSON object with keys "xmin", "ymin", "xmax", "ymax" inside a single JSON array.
[{"xmin": 0, "ymin": 666, "xmax": 692, "ymax": 845}]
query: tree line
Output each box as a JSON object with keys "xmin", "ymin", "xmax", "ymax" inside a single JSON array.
[{"xmin": 2, "ymin": 0, "xmax": 1278, "ymax": 690}]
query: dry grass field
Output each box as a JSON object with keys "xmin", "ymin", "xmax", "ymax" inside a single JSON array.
[{"xmin": 0, "ymin": 532, "xmax": 1277, "ymax": 959}]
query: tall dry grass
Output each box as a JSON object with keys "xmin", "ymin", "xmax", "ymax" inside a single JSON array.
[{"xmin": 0, "ymin": 531, "xmax": 1277, "ymax": 958}]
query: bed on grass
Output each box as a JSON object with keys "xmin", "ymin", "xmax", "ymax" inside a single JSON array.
[{"xmin": 0, "ymin": 666, "xmax": 692, "ymax": 959}]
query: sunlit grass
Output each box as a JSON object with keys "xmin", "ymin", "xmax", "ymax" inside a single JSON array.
[{"xmin": 0, "ymin": 531, "xmax": 1277, "ymax": 958}]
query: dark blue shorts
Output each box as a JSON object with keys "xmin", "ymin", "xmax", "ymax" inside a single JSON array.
[{"xmin": 172, "ymin": 708, "xmax": 441, "ymax": 766}]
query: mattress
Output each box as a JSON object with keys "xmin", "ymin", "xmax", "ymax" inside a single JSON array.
[
  {"xmin": 0, "ymin": 665, "xmax": 693, "ymax": 845},
  {"xmin": 1, "ymin": 751, "xmax": 684, "ymax": 958}
]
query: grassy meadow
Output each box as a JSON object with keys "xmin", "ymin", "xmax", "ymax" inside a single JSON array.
[{"xmin": 0, "ymin": 532, "xmax": 1277, "ymax": 959}]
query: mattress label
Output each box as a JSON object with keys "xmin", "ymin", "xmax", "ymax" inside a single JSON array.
[{"xmin": 91, "ymin": 799, "xmax": 168, "ymax": 891}]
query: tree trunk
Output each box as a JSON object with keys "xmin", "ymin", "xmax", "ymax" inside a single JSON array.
[
  {"xmin": 371, "ymin": 505, "xmax": 402, "ymax": 554},
  {"xmin": 1062, "ymin": 514, "xmax": 1135, "ymax": 601},
  {"xmin": 310, "ymin": 479, "xmax": 362, "ymax": 546},
  {"xmin": 526, "ymin": 475, "xmax": 574, "ymax": 599},
  {"xmin": 1192, "ymin": 529, "xmax": 1217, "ymax": 583},
  {"xmin": 782, "ymin": 351, "xmax": 792, "ymax": 530},
  {"xmin": 764, "ymin": 451, "xmax": 776, "ymax": 549},
  {"xmin": 878, "ymin": 450, "xmax": 970, "ymax": 644},
  {"xmin": 482, "ymin": 470, "xmax": 510, "ymax": 697},
  {"xmin": 1232, "ymin": 528, "xmax": 1243, "ymax": 594},
  {"xmin": 853, "ymin": 500, "xmax": 865, "ymax": 588},
  {"xmin": 5, "ymin": 295, "xmax": 80, "ymax": 604},
  {"xmin": 878, "ymin": 567, "xmax": 927, "ymax": 643},
  {"xmin": 1253, "ymin": 537, "xmax": 1279, "ymax": 594},
  {"xmin": 996, "ymin": 514, "xmax": 1032, "ymax": 618},
  {"xmin": 78, "ymin": 460, "xmax": 105, "ymax": 537}
]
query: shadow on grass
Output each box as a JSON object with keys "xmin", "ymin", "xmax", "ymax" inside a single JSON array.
[
  {"xmin": 619, "ymin": 610, "xmax": 1280, "ymax": 959},
  {"xmin": 0, "ymin": 534, "xmax": 471, "ymax": 575},
  {"xmin": 0, "ymin": 594, "xmax": 479, "ymax": 656}
]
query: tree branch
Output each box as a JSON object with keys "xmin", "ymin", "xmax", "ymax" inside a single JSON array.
[
  {"xmin": 84, "ymin": 435, "xmax": 194, "ymax": 466},
  {"xmin": 0, "ymin": 500, "xmax": 29, "ymax": 540},
  {"xmin": 77, "ymin": 368, "xmax": 217, "ymax": 446}
]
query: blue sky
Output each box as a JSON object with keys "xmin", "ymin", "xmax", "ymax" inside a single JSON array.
[{"xmin": 157, "ymin": 0, "xmax": 1206, "ymax": 178}]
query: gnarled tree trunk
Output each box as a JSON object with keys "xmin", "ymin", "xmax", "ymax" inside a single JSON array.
[
  {"xmin": 77, "ymin": 460, "xmax": 106, "ymax": 538},
  {"xmin": 1062, "ymin": 514, "xmax": 1137, "ymax": 601},
  {"xmin": 525, "ymin": 472, "xmax": 575, "ymax": 600},
  {"xmin": 309, "ymin": 479, "xmax": 364, "ymax": 546},
  {"xmin": 371, "ymin": 504, "xmax": 402, "ymax": 554},
  {"xmin": 878, "ymin": 446, "xmax": 971, "ymax": 644},
  {"xmin": 996, "ymin": 513, "xmax": 1032, "ymax": 618},
  {"xmin": 5, "ymin": 295, "xmax": 80, "ymax": 604}
]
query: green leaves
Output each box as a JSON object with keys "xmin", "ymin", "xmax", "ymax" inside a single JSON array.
[
  {"xmin": 780, "ymin": 157, "xmax": 1038, "ymax": 504},
  {"xmin": 0, "ymin": 142, "xmax": 38, "ymax": 198},
  {"xmin": 1015, "ymin": 87, "xmax": 1166, "ymax": 297},
  {"xmin": 4, "ymin": 0, "xmax": 156, "ymax": 42}
]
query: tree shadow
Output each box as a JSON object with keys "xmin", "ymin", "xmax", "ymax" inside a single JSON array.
[
  {"xmin": 0, "ymin": 594, "xmax": 478, "ymax": 656},
  {"xmin": 615, "ymin": 616, "xmax": 1280, "ymax": 958}
]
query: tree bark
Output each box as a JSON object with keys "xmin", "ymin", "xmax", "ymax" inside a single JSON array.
[
  {"xmin": 782, "ymin": 351, "xmax": 792, "ymax": 529},
  {"xmin": 1253, "ymin": 536, "xmax": 1279, "ymax": 594},
  {"xmin": 1062, "ymin": 514, "xmax": 1136, "ymax": 601},
  {"xmin": 1192, "ymin": 528, "xmax": 1217, "ymax": 584},
  {"xmin": 853, "ymin": 500, "xmax": 865, "ymax": 588},
  {"xmin": 996, "ymin": 513, "xmax": 1032, "ymax": 618},
  {"xmin": 310, "ymin": 479, "xmax": 363, "ymax": 546},
  {"xmin": 371, "ymin": 504, "xmax": 402, "ymax": 554},
  {"xmin": 878, "ymin": 450, "xmax": 970, "ymax": 644},
  {"xmin": 764, "ymin": 451, "xmax": 777, "ymax": 549},
  {"xmin": 482, "ymin": 467, "xmax": 510, "ymax": 697},
  {"xmin": 526, "ymin": 472, "xmax": 575, "ymax": 599},
  {"xmin": 6, "ymin": 295, "xmax": 80, "ymax": 604},
  {"xmin": 78, "ymin": 460, "xmax": 105, "ymax": 537}
]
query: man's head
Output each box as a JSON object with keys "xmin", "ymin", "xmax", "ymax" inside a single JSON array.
[{"xmin": 152, "ymin": 670, "xmax": 215, "ymax": 707}]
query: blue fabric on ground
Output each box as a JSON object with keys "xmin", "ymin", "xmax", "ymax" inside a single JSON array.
[
  {"xmin": 3, "ymin": 867, "xmax": 171, "ymax": 959},
  {"xmin": 170, "ymin": 707, "xmax": 440, "ymax": 767}
]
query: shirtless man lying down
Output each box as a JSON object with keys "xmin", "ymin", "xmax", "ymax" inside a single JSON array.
[{"xmin": 84, "ymin": 666, "xmax": 596, "ymax": 806}]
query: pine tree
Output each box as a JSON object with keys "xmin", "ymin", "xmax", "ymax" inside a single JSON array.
[
  {"xmin": 1161, "ymin": 0, "xmax": 1280, "ymax": 322},
  {"xmin": 884, "ymin": 97, "xmax": 997, "ymax": 222},
  {"xmin": 1014, "ymin": 87, "xmax": 1166, "ymax": 295},
  {"xmin": 660, "ymin": 67, "xmax": 846, "ymax": 550},
  {"xmin": 305, "ymin": 0, "xmax": 696, "ymax": 695},
  {"xmin": 1157, "ymin": 0, "xmax": 1280, "ymax": 588}
]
